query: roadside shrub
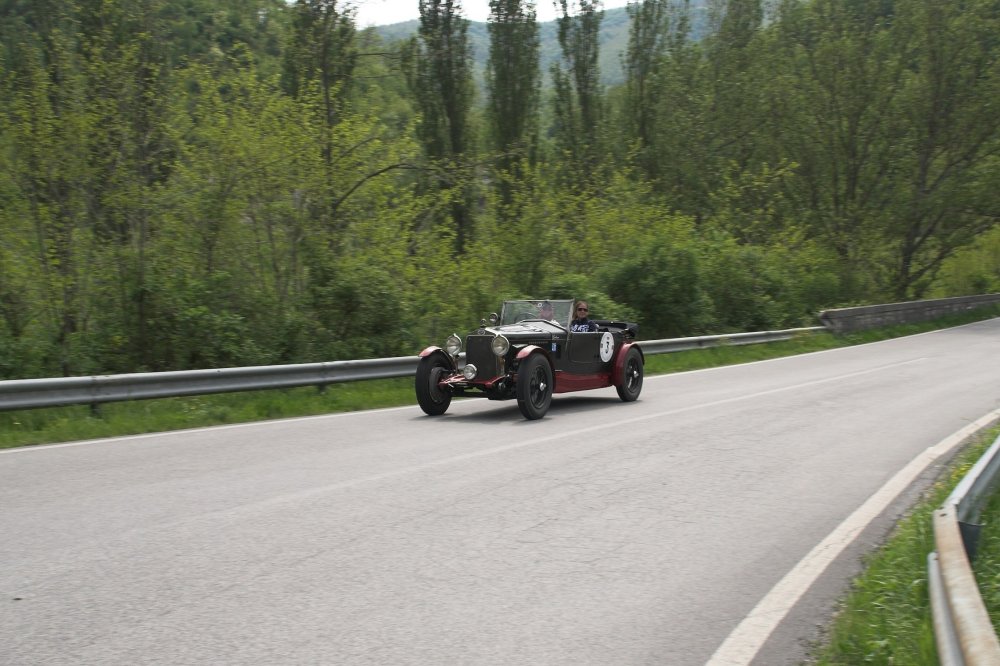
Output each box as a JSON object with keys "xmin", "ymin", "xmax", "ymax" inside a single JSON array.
[
  {"xmin": 603, "ymin": 239, "xmax": 713, "ymax": 338},
  {"xmin": 930, "ymin": 226, "xmax": 1000, "ymax": 297}
]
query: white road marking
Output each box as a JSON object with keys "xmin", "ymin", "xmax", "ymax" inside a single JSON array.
[{"xmin": 706, "ymin": 406, "xmax": 1000, "ymax": 666}]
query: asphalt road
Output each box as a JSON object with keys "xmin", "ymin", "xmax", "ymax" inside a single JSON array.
[{"xmin": 3, "ymin": 319, "xmax": 1000, "ymax": 666}]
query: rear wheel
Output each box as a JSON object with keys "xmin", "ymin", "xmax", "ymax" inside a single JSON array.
[
  {"xmin": 416, "ymin": 354, "xmax": 452, "ymax": 415},
  {"xmin": 517, "ymin": 353, "xmax": 553, "ymax": 420},
  {"xmin": 616, "ymin": 346, "xmax": 644, "ymax": 402}
]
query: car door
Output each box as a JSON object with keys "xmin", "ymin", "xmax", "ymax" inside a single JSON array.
[{"xmin": 564, "ymin": 330, "xmax": 615, "ymax": 375}]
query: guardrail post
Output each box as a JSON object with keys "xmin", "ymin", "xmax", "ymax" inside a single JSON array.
[{"xmin": 958, "ymin": 522, "xmax": 982, "ymax": 561}]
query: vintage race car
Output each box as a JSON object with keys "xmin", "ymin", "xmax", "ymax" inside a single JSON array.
[{"xmin": 416, "ymin": 299, "xmax": 643, "ymax": 419}]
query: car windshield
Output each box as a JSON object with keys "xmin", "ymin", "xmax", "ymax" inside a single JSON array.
[{"xmin": 499, "ymin": 300, "xmax": 574, "ymax": 327}]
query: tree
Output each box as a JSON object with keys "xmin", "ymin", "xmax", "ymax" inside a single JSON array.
[
  {"xmin": 283, "ymin": 0, "xmax": 358, "ymax": 132},
  {"xmin": 768, "ymin": 0, "xmax": 906, "ymax": 298},
  {"xmin": 622, "ymin": 0, "xmax": 671, "ymax": 181},
  {"xmin": 884, "ymin": 0, "xmax": 1000, "ymax": 297},
  {"xmin": 404, "ymin": 0, "xmax": 475, "ymax": 252},
  {"xmin": 75, "ymin": 0, "xmax": 177, "ymax": 369},
  {"xmin": 0, "ymin": 4, "xmax": 99, "ymax": 375},
  {"xmin": 616, "ymin": 0, "xmax": 711, "ymax": 215},
  {"xmin": 767, "ymin": 0, "xmax": 1000, "ymax": 300},
  {"xmin": 486, "ymin": 0, "xmax": 540, "ymax": 203},
  {"xmin": 711, "ymin": 0, "xmax": 763, "ymax": 144},
  {"xmin": 551, "ymin": 0, "xmax": 604, "ymax": 186}
]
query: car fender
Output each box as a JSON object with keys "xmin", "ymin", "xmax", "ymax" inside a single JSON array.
[
  {"xmin": 613, "ymin": 342, "xmax": 644, "ymax": 386},
  {"xmin": 419, "ymin": 346, "xmax": 457, "ymax": 370},
  {"xmin": 515, "ymin": 345, "xmax": 556, "ymax": 386},
  {"xmin": 515, "ymin": 344, "xmax": 549, "ymax": 361}
]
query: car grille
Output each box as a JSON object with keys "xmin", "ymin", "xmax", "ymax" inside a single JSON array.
[{"xmin": 465, "ymin": 335, "xmax": 502, "ymax": 380}]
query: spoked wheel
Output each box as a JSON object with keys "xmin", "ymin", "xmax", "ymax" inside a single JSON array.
[
  {"xmin": 616, "ymin": 346, "xmax": 644, "ymax": 402},
  {"xmin": 517, "ymin": 353, "xmax": 553, "ymax": 420},
  {"xmin": 416, "ymin": 354, "xmax": 453, "ymax": 415}
]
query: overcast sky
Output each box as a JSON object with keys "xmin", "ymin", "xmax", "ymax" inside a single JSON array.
[{"xmin": 352, "ymin": 0, "xmax": 632, "ymax": 27}]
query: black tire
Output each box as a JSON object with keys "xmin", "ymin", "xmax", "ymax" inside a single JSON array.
[
  {"xmin": 516, "ymin": 353, "xmax": 553, "ymax": 420},
  {"xmin": 616, "ymin": 346, "xmax": 643, "ymax": 402},
  {"xmin": 416, "ymin": 354, "xmax": 453, "ymax": 415}
]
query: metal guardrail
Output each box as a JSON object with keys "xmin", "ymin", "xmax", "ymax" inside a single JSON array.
[
  {"xmin": 0, "ymin": 326, "xmax": 826, "ymax": 412},
  {"xmin": 930, "ymin": 431, "xmax": 1000, "ymax": 665},
  {"xmin": 0, "ymin": 357, "xmax": 419, "ymax": 411},
  {"xmin": 637, "ymin": 327, "xmax": 823, "ymax": 354}
]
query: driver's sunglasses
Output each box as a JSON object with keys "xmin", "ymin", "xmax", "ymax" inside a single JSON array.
[{"xmin": 576, "ymin": 307, "xmax": 588, "ymax": 312}]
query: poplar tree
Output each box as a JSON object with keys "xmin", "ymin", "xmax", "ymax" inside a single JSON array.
[
  {"xmin": 283, "ymin": 1, "xmax": 358, "ymax": 131},
  {"xmin": 405, "ymin": 0, "xmax": 475, "ymax": 252},
  {"xmin": 486, "ymin": 0, "xmax": 540, "ymax": 179},
  {"xmin": 706, "ymin": 0, "xmax": 764, "ymax": 171},
  {"xmin": 623, "ymin": 0, "xmax": 671, "ymax": 181},
  {"xmin": 551, "ymin": 0, "xmax": 604, "ymax": 186}
]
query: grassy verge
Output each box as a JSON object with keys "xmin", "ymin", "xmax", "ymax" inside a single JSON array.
[{"xmin": 2, "ymin": 305, "xmax": 998, "ymax": 450}]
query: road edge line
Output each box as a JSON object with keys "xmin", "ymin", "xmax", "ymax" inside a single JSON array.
[{"xmin": 706, "ymin": 407, "xmax": 1000, "ymax": 666}]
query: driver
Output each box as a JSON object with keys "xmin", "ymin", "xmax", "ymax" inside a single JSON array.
[{"xmin": 538, "ymin": 300, "xmax": 555, "ymax": 321}]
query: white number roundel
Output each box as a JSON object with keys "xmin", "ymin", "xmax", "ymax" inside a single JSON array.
[{"xmin": 599, "ymin": 332, "xmax": 614, "ymax": 362}]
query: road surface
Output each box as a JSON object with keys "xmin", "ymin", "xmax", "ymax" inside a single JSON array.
[{"xmin": 3, "ymin": 318, "xmax": 1000, "ymax": 665}]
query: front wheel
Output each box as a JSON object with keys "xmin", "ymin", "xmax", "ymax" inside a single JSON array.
[
  {"xmin": 516, "ymin": 353, "xmax": 553, "ymax": 420},
  {"xmin": 616, "ymin": 346, "xmax": 644, "ymax": 402},
  {"xmin": 416, "ymin": 354, "xmax": 453, "ymax": 415}
]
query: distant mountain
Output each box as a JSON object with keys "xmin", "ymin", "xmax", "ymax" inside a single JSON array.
[{"xmin": 372, "ymin": 4, "xmax": 708, "ymax": 88}]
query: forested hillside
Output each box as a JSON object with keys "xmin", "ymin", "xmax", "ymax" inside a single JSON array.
[
  {"xmin": 374, "ymin": 4, "xmax": 711, "ymax": 85},
  {"xmin": 0, "ymin": 0, "xmax": 998, "ymax": 379}
]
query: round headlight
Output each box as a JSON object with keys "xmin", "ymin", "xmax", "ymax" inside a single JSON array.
[
  {"xmin": 491, "ymin": 335, "xmax": 510, "ymax": 356},
  {"xmin": 445, "ymin": 334, "xmax": 462, "ymax": 356},
  {"xmin": 462, "ymin": 364, "xmax": 478, "ymax": 380},
  {"xmin": 488, "ymin": 312, "xmax": 499, "ymax": 325}
]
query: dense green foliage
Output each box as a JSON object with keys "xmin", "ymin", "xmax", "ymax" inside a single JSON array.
[{"xmin": 0, "ymin": 0, "xmax": 997, "ymax": 380}]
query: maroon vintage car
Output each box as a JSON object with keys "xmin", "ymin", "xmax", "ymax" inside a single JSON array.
[{"xmin": 416, "ymin": 299, "xmax": 643, "ymax": 420}]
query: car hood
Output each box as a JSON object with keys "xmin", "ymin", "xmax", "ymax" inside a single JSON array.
[{"xmin": 473, "ymin": 322, "xmax": 566, "ymax": 338}]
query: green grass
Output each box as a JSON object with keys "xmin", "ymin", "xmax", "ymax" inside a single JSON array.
[
  {"xmin": 2, "ymin": 305, "xmax": 998, "ymax": 450},
  {"xmin": 810, "ymin": 426, "xmax": 1000, "ymax": 665}
]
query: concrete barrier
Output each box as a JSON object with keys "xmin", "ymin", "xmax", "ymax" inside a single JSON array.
[{"xmin": 819, "ymin": 294, "xmax": 1000, "ymax": 333}]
